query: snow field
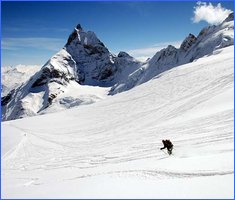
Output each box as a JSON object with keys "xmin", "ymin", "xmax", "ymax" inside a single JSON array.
[{"xmin": 1, "ymin": 46, "xmax": 234, "ymax": 198}]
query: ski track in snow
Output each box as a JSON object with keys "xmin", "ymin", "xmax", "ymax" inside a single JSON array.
[
  {"xmin": 3, "ymin": 109, "xmax": 233, "ymax": 173},
  {"xmin": 1, "ymin": 46, "xmax": 234, "ymax": 198}
]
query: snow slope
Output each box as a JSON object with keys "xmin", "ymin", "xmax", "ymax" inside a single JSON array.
[{"xmin": 1, "ymin": 45, "xmax": 233, "ymax": 198}]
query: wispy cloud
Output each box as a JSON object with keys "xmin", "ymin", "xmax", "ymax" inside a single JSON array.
[
  {"xmin": 4, "ymin": 27, "xmax": 70, "ymax": 33},
  {"xmin": 192, "ymin": 2, "xmax": 232, "ymax": 25},
  {"xmin": 127, "ymin": 41, "xmax": 182, "ymax": 61},
  {"xmin": 2, "ymin": 37, "xmax": 65, "ymax": 51}
]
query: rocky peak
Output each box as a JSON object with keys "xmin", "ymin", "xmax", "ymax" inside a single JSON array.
[
  {"xmin": 166, "ymin": 45, "xmax": 177, "ymax": 51},
  {"xmin": 224, "ymin": 12, "xmax": 234, "ymax": 23},
  {"xmin": 117, "ymin": 51, "xmax": 133, "ymax": 59},
  {"xmin": 180, "ymin": 33, "xmax": 197, "ymax": 51},
  {"xmin": 65, "ymin": 25, "xmax": 105, "ymax": 49},
  {"xmin": 160, "ymin": 45, "xmax": 178, "ymax": 57},
  {"xmin": 66, "ymin": 29, "xmax": 78, "ymax": 46},
  {"xmin": 76, "ymin": 24, "xmax": 83, "ymax": 31},
  {"xmin": 150, "ymin": 44, "xmax": 178, "ymax": 65}
]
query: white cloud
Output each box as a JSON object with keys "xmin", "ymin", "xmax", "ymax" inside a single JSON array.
[
  {"xmin": 1, "ymin": 37, "xmax": 65, "ymax": 51},
  {"xmin": 192, "ymin": 2, "xmax": 232, "ymax": 25},
  {"xmin": 127, "ymin": 41, "xmax": 182, "ymax": 61}
]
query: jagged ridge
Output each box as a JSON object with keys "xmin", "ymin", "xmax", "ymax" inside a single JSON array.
[
  {"xmin": 2, "ymin": 13, "xmax": 234, "ymax": 121},
  {"xmin": 110, "ymin": 13, "xmax": 234, "ymax": 94}
]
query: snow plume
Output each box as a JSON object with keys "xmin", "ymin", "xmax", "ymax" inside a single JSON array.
[{"xmin": 192, "ymin": 2, "xmax": 232, "ymax": 25}]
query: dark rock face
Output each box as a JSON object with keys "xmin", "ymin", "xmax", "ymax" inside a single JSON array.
[
  {"xmin": 66, "ymin": 24, "xmax": 84, "ymax": 46},
  {"xmin": 91, "ymin": 62, "xmax": 117, "ymax": 81},
  {"xmin": 180, "ymin": 34, "xmax": 197, "ymax": 51},
  {"xmin": 1, "ymin": 90, "xmax": 14, "ymax": 106},
  {"xmin": 32, "ymin": 68, "xmax": 50, "ymax": 88},
  {"xmin": 118, "ymin": 51, "xmax": 132, "ymax": 58},
  {"xmin": 48, "ymin": 93, "xmax": 57, "ymax": 105},
  {"xmin": 76, "ymin": 70, "xmax": 85, "ymax": 83},
  {"xmin": 99, "ymin": 65, "xmax": 116, "ymax": 80},
  {"xmin": 224, "ymin": 12, "xmax": 234, "ymax": 22},
  {"xmin": 32, "ymin": 67, "xmax": 70, "ymax": 88},
  {"xmin": 64, "ymin": 27, "xmax": 119, "ymax": 84},
  {"xmin": 66, "ymin": 29, "xmax": 78, "ymax": 46},
  {"xmin": 76, "ymin": 24, "xmax": 83, "ymax": 31},
  {"xmin": 84, "ymin": 44, "xmax": 107, "ymax": 55}
]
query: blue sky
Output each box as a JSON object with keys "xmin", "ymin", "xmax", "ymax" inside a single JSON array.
[{"xmin": 1, "ymin": 1, "xmax": 234, "ymax": 66}]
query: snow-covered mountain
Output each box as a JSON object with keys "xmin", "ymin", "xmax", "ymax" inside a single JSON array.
[
  {"xmin": 1, "ymin": 65, "xmax": 40, "ymax": 96},
  {"xmin": 1, "ymin": 25, "xmax": 141, "ymax": 121},
  {"xmin": 2, "ymin": 45, "xmax": 233, "ymax": 198},
  {"xmin": 110, "ymin": 12, "xmax": 234, "ymax": 94},
  {"xmin": 2, "ymin": 13, "xmax": 234, "ymax": 121}
]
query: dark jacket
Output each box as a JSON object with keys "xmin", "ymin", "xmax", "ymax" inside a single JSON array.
[{"xmin": 160, "ymin": 140, "xmax": 173, "ymax": 150}]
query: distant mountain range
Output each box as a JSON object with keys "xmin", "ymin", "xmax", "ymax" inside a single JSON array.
[
  {"xmin": 2, "ymin": 12, "xmax": 234, "ymax": 121},
  {"xmin": 2, "ymin": 65, "xmax": 41, "ymax": 97}
]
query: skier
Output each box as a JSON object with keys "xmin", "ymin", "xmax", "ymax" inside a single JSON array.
[{"xmin": 160, "ymin": 139, "xmax": 173, "ymax": 155}]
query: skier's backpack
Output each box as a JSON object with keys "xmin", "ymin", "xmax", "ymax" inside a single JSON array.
[{"xmin": 165, "ymin": 140, "xmax": 173, "ymax": 148}]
